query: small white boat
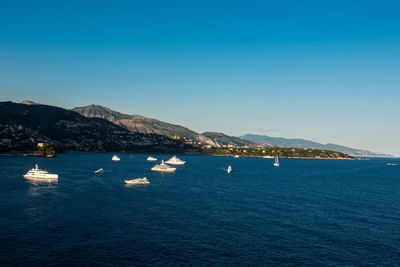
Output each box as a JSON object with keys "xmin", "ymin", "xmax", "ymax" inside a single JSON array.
[
  {"xmin": 387, "ymin": 163, "xmax": 398, "ymax": 166},
  {"xmin": 94, "ymin": 168, "xmax": 104, "ymax": 174},
  {"xmin": 151, "ymin": 160, "xmax": 176, "ymax": 173},
  {"xmin": 166, "ymin": 156, "xmax": 185, "ymax": 165},
  {"xmin": 23, "ymin": 164, "xmax": 58, "ymax": 180},
  {"xmin": 227, "ymin": 165, "xmax": 232, "ymax": 174},
  {"xmin": 263, "ymin": 156, "xmax": 273, "ymax": 158},
  {"xmin": 112, "ymin": 155, "xmax": 120, "ymax": 161},
  {"xmin": 234, "ymin": 155, "xmax": 239, "ymax": 158},
  {"xmin": 147, "ymin": 156, "xmax": 157, "ymax": 161},
  {"xmin": 273, "ymin": 155, "xmax": 280, "ymax": 167},
  {"xmin": 125, "ymin": 177, "xmax": 150, "ymax": 185}
]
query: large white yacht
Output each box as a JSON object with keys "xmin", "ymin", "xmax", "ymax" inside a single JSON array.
[
  {"xmin": 23, "ymin": 164, "xmax": 58, "ymax": 180},
  {"xmin": 125, "ymin": 177, "xmax": 150, "ymax": 185},
  {"xmin": 147, "ymin": 156, "xmax": 157, "ymax": 161},
  {"xmin": 151, "ymin": 160, "xmax": 176, "ymax": 173},
  {"xmin": 165, "ymin": 155, "xmax": 185, "ymax": 165},
  {"xmin": 112, "ymin": 155, "xmax": 120, "ymax": 161}
]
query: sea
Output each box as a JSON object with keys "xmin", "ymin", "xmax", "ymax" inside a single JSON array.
[{"xmin": 0, "ymin": 153, "xmax": 399, "ymax": 266}]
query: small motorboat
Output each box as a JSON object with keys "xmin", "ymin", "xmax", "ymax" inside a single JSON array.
[
  {"xmin": 125, "ymin": 177, "xmax": 150, "ymax": 185},
  {"xmin": 234, "ymin": 155, "xmax": 239, "ymax": 158},
  {"xmin": 94, "ymin": 168, "xmax": 104, "ymax": 174},
  {"xmin": 227, "ymin": 165, "xmax": 232, "ymax": 174},
  {"xmin": 147, "ymin": 156, "xmax": 157, "ymax": 161},
  {"xmin": 112, "ymin": 155, "xmax": 120, "ymax": 161}
]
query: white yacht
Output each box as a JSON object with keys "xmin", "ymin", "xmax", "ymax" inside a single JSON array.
[
  {"xmin": 112, "ymin": 155, "xmax": 120, "ymax": 161},
  {"xmin": 125, "ymin": 177, "xmax": 150, "ymax": 185},
  {"xmin": 274, "ymin": 155, "xmax": 280, "ymax": 167},
  {"xmin": 23, "ymin": 164, "xmax": 58, "ymax": 180},
  {"xmin": 166, "ymin": 155, "xmax": 185, "ymax": 165},
  {"xmin": 147, "ymin": 156, "xmax": 157, "ymax": 161},
  {"xmin": 151, "ymin": 160, "xmax": 176, "ymax": 173},
  {"xmin": 94, "ymin": 168, "xmax": 104, "ymax": 174},
  {"xmin": 227, "ymin": 165, "xmax": 232, "ymax": 174},
  {"xmin": 234, "ymin": 155, "xmax": 240, "ymax": 158},
  {"xmin": 263, "ymin": 156, "xmax": 273, "ymax": 158}
]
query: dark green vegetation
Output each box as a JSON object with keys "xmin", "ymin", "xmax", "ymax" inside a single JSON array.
[
  {"xmin": 204, "ymin": 146, "xmax": 353, "ymax": 159},
  {"xmin": 0, "ymin": 102, "xmax": 201, "ymax": 154},
  {"xmin": 38, "ymin": 143, "xmax": 55, "ymax": 157},
  {"xmin": 239, "ymin": 134, "xmax": 391, "ymax": 157}
]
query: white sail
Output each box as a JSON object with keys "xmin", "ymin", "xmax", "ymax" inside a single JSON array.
[{"xmin": 273, "ymin": 155, "xmax": 280, "ymax": 167}]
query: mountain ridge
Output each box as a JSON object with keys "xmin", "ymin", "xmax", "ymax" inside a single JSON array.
[
  {"xmin": 0, "ymin": 101, "xmax": 200, "ymax": 154},
  {"xmin": 239, "ymin": 133, "xmax": 392, "ymax": 157}
]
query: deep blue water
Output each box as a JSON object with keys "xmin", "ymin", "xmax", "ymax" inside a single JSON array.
[{"xmin": 0, "ymin": 153, "xmax": 400, "ymax": 266}]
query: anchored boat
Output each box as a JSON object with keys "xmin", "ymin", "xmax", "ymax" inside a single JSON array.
[
  {"xmin": 165, "ymin": 155, "xmax": 185, "ymax": 165},
  {"xmin": 23, "ymin": 164, "xmax": 58, "ymax": 180},
  {"xmin": 125, "ymin": 177, "xmax": 150, "ymax": 185},
  {"xmin": 151, "ymin": 160, "xmax": 176, "ymax": 173}
]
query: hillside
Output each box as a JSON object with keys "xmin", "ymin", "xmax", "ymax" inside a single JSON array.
[
  {"xmin": 0, "ymin": 101, "xmax": 200, "ymax": 154},
  {"xmin": 239, "ymin": 134, "xmax": 391, "ymax": 157},
  {"xmin": 73, "ymin": 104, "xmax": 218, "ymax": 146},
  {"xmin": 201, "ymin": 132, "xmax": 257, "ymax": 147}
]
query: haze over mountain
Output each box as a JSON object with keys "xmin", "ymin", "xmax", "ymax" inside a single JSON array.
[{"xmin": 239, "ymin": 134, "xmax": 391, "ymax": 157}]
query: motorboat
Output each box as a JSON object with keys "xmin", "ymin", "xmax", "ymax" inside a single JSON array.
[
  {"xmin": 94, "ymin": 168, "xmax": 104, "ymax": 174},
  {"xmin": 23, "ymin": 164, "xmax": 58, "ymax": 180},
  {"xmin": 227, "ymin": 165, "xmax": 232, "ymax": 174},
  {"xmin": 147, "ymin": 156, "xmax": 157, "ymax": 161},
  {"xmin": 166, "ymin": 156, "xmax": 185, "ymax": 165},
  {"xmin": 112, "ymin": 155, "xmax": 120, "ymax": 161},
  {"xmin": 151, "ymin": 160, "xmax": 176, "ymax": 173},
  {"xmin": 234, "ymin": 155, "xmax": 239, "ymax": 158},
  {"xmin": 125, "ymin": 177, "xmax": 150, "ymax": 185},
  {"xmin": 274, "ymin": 155, "xmax": 280, "ymax": 167}
]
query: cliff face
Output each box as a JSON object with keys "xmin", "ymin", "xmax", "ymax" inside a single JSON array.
[
  {"xmin": 73, "ymin": 104, "xmax": 199, "ymax": 138},
  {"xmin": 72, "ymin": 104, "xmax": 255, "ymax": 148},
  {"xmin": 0, "ymin": 102, "xmax": 200, "ymax": 154}
]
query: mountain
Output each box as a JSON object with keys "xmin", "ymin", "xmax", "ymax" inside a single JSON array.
[
  {"xmin": 239, "ymin": 134, "xmax": 391, "ymax": 157},
  {"xmin": 0, "ymin": 101, "xmax": 200, "ymax": 154},
  {"xmin": 73, "ymin": 104, "xmax": 199, "ymax": 137},
  {"xmin": 201, "ymin": 132, "xmax": 257, "ymax": 147},
  {"xmin": 73, "ymin": 104, "xmax": 219, "ymax": 146}
]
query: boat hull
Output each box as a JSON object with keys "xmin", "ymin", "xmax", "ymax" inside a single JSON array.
[
  {"xmin": 151, "ymin": 167, "xmax": 176, "ymax": 173},
  {"xmin": 23, "ymin": 174, "xmax": 58, "ymax": 180}
]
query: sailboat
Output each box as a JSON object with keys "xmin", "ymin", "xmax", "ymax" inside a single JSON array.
[{"xmin": 273, "ymin": 155, "xmax": 280, "ymax": 167}]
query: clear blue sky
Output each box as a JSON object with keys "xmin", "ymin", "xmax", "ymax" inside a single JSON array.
[{"xmin": 1, "ymin": 0, "xmax": 399, "ymax": 155}]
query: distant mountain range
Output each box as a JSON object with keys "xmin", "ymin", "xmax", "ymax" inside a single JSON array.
[
  {"xmin": 73, "ymin": 104, "xmax": 390, "ymax": 157},
  {"xmin": 0, "ymin": 101, "xmax": 200, "ymax": 154},
  {"xmin": 239, "ymin": 134, "xmax": 391, "ymax": 157},
  {"xmin": 1, "ymin": 100, "xmax": 389, "ymax": 157}
]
